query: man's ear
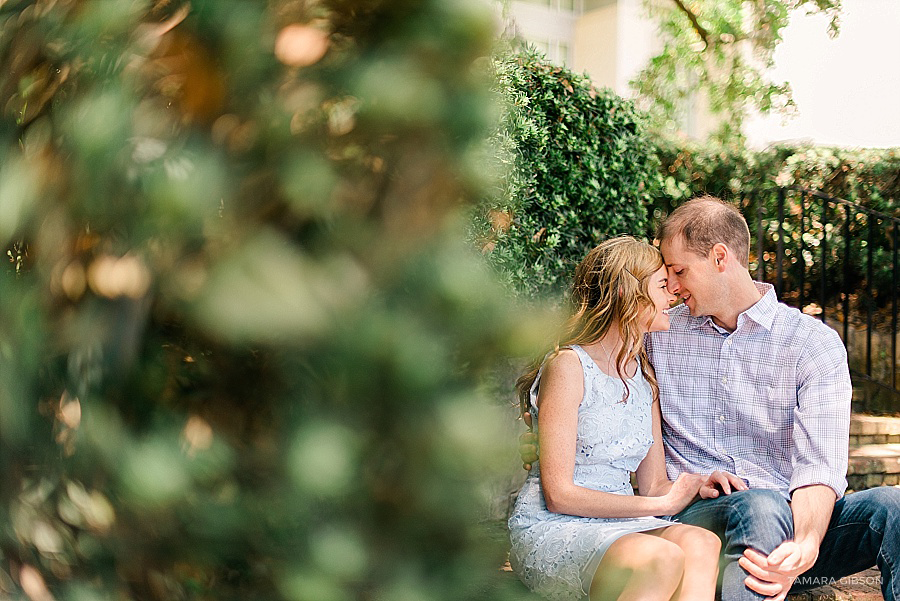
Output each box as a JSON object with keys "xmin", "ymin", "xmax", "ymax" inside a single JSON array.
[{"xmin": 712, "ymin": 243, "xmax": 728, "ymax": 270}]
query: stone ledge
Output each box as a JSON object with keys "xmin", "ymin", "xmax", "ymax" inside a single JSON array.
[
  {"xmin": 847, "ymin": 473, "xmax": 900, "ymax": 490},
  {"xmin": 849, "ymin": 415, "xmax": 900, "ymax": 447},
  {"xmin": 851, "ymin": 434, "xmax": 900, "ymax": 445},
  {"xmin": 848, "ymin": 444, "xmax": 900, "ymax": 475},
  {"xmin": 851, "ymin": 415, "xmax": 900, "ymax": 437}
]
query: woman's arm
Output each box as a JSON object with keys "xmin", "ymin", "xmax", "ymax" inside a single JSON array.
[
  {"xmin": 538, "ymin": 350, "xmax": 700, "ymax": 518},
  {"xmin": 634, "ymin": 398, "xmax": 673, "ymax": 498}
]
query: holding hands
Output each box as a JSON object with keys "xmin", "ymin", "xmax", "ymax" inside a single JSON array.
[
  {"xmin": 663, "ymin": 473, "xmax": 706, "ymax": 513},
  {"xmin": 700, "ymin": 470, "xmax": 749, "ymax": 498},
  {"xmin": 664, "ymin": 470, "xmax": 749, "ymax": 513}
]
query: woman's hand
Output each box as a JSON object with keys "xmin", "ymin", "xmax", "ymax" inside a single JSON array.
[
  {"xmin": 699, "ymin": 470, "xmax": 748, "ymax": 499},
  {"xmin": 661, "ymin": 473, "xmax": 704, "ymax": 514}
]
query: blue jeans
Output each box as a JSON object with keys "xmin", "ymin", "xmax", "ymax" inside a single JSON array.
[{"xmin": 674, "ymin": 487, "xmax": 900, "ymax": 601}]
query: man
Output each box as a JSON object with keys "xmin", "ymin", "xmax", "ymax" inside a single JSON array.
[
  {"xmin": 521, "ymin": 196, "xmax": 900, "ymax": 600},
  {"xmin": 651, "ymin": 196, "xmax": 899, "ymax": 601}
]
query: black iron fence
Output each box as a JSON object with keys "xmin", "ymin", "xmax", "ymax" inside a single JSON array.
[{"xmin": 749, "ymin": 187, "xmax": 899, "ymax": 413}]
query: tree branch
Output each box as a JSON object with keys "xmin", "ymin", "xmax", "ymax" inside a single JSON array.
[{"xmin": 669, "ymin": 0, "xmax": 711, "ymax": 48}]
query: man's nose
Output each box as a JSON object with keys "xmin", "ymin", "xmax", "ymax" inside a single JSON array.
[{"xmin": 667, "ymin": 277, "xmax": 680, "ymax": 294}]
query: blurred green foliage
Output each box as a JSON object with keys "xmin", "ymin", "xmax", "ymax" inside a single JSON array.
[
  {"xmin": 0, "ymin": 0, "xmax": 550, "ymax": 599},
  {"xmin": 651, "ymin": 140, "xmax": 900, "ymax": 313},
  {"xmin": 474, "ymin": 47, "xmax": 662, "ymax": 301}
]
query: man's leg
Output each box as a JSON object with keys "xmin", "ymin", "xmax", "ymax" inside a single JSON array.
[
  {"xmin": 792, "ymin": 486, "xmax": 900, "ymax": 601},
  {"xmin": 675, "ymin": 489, "xmax": 793, "ymax": 601}
]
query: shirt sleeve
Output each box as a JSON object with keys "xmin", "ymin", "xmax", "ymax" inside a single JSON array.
[{"xmin": 789, "ymin": 325, "xmax": 851, "ymax": 499}]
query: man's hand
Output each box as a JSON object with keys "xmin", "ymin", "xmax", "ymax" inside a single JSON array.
[
  {"xmin": 740, "ymin": 484, "xmax": 833, "ymax": 599},
  {"xmin": 519, "ymin": 411, "xmax": 538, "ymax": 470},
  {"xmin": 739, "ymin": 541, "xmax": 819, "ymax": 601},
  {"xmin": 699, "ymin": 470, "xmax": 748, "ymax": 499}
]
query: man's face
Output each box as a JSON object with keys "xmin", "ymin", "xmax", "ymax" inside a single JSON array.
[{"xmin": 660, "ymin": 236, "xmax": 719, "ymax": 317}]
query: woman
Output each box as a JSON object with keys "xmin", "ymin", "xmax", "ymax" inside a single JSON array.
[{"xmin": 508, "ymin": 236, "xmax": 744, "ymax": 601}]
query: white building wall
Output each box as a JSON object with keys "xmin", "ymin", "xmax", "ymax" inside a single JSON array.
[
  {"xmin": 744, "ymin": 0, "xmax": 900, "ymax": 148},
  {"xmin": 507, "ymin": 0, "xmax": 580, "ymax": 65},
  {"xmin": 572, "ymin": 2, "xmax": 618, "ymax": 86},
  {"xmin": 612, "ymin": 0, "xmax": 659, "ymax": 95},
  {"xmin": 507, "ymin": 0, "xmax": 900, "ymax": 148}
]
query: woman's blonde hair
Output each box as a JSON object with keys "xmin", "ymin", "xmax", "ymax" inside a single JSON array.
[{"xmin": 516, "ymin": 236, "xmax": 663, "ymax": 416}]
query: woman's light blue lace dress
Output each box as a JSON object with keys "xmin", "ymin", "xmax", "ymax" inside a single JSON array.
[{"xmin": 508, "ymin": 344, "xmax": 672, "ymax": 600}]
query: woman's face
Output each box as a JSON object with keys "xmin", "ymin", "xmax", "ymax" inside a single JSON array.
[{"xmin": 645, "ymin": 266, "xmax": 676, "ymax": 332}]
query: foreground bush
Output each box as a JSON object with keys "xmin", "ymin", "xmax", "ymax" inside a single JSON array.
[{"xmin": 0, "ymin": 1, "xmax": 543, "ymax": 599}]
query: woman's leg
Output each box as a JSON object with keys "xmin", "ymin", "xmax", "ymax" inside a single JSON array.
[
  {"xmin": 658, "ymin": 524, "xmax": 721, "ymax": 601},
  {"xmin": 589, "ymin": 531, "xmax": 685, "ymax": 601}
]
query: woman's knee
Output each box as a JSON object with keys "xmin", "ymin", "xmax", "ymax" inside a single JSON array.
[
  {"xmin": 591, "ymin": 535, "xmax": 684, "ymax": 601},
  {"xmin": 669, "ymin": 524, "xmax": 722, "ymax": 557},
  {"xmin": 605, "ymin": 533, "xmax": 686, "ymax": 576}
]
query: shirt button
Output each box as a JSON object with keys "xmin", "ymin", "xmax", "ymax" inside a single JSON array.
[
  {"xmin": 719, "ymin": 415, "xmax": 726, "ymax": 422},
  {"xmin": 721, "ymin": 377, "xmax": 728, "ymax": 384}
]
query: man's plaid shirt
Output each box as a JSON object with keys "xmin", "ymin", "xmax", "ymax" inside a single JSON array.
[{"xmin": 647, "ymin": 282, "xmax": 851, "ymax": 500}]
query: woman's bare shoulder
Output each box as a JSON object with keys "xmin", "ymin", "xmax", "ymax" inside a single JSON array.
[{"xmin": 539, "ymin": 348, "xmax": 584, "ymax": 397}]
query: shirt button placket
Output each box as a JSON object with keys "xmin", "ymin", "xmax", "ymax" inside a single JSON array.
[{"xmin": 716, "ymin": 335, "xmax": 730, "ymax": 453}]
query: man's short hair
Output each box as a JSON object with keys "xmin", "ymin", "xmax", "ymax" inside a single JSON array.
[{"xmin": 657, "ymin": 195, "xmax": 751, "ymax": 267}]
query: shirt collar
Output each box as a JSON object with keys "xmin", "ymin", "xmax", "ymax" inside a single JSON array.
[
  {"xmin": 686, "ymin": 281, "xmax": 778, "ymax": 332},
  {"xmin": 742, "ymin": 282, "xmax": 778, "ymax": 331}
]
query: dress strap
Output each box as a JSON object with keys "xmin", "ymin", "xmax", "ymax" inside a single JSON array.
[
  {"xmin": 566, "ymin": 345, "xmax": 595, "ymax": 406},
  {"xmin": 567, "ymin": 344, "xmax": 594, "ymax": 370}
]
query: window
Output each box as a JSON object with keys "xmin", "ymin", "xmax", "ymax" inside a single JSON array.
[
  {"xmin": 517, "ymin": 0, "xmax": 582, "ymax": 12},
  {"xmin": 531, "ymin": 39, "xmax": 570, "ymax": 65}
]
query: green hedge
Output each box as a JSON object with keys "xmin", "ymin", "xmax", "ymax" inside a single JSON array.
[
  {"xmin": 651, "ymin": 141, "xmax": 900, "ymax": 312},
  {"xmin": 653, "ymin": 140, "xmax": 900, "ymax": 223},
  {"xmin": 475, "ymin": 48, "xmax": 662, "ymax": 300}
]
